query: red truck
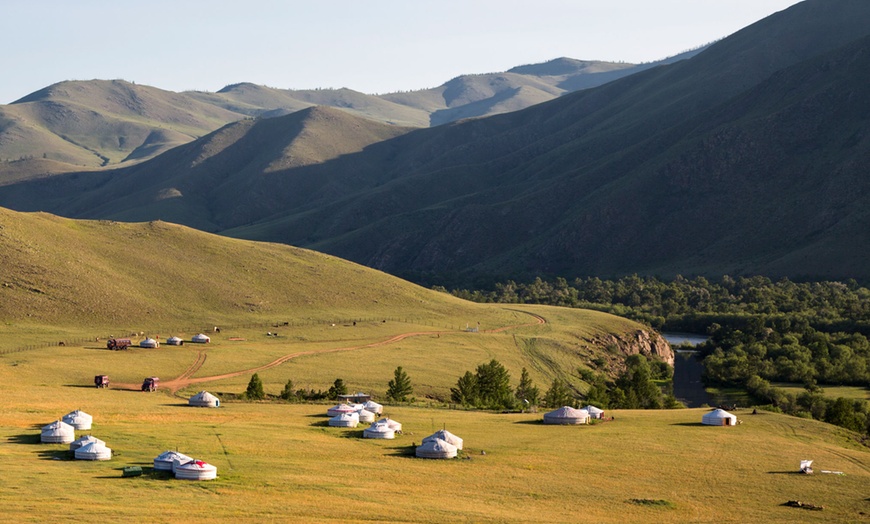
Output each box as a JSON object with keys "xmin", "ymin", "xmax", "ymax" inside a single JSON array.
[
  {"xmin": 94, "ymin": 375, "xmax": 109, "ymax": 388},
  {"xmin": 106, "ymin": 338, "xmax": 131, "ymax": 350}
]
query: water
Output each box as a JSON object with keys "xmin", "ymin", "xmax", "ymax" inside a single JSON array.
[{"xmin": 662, "ymin": 332, "xmax": 709, "ymax": 347}]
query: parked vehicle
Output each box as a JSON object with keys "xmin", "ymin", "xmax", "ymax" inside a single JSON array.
[
  {"xmin": 106, "ymin": 338, "xmax": 131, "ymax": 350},
  {"xmin": 142, "ymin": 377, "xmax": 159, "ymax": 392},
  {"xmin": 94, "ymin": 375, "xmax": 109, "ymax": 388}
]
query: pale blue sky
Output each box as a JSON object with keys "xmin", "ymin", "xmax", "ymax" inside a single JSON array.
[{"xmin": 3, "ymin": 0, "xmax": 803, "ymax": 104}]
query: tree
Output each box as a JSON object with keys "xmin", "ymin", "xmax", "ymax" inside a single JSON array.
[
  {"xmin": 386, "ymin": 366, "xmax": 413, "ymax": 402},
  {"xmin": 515, "ymin": 367, "xmax": 540, "ymax": 408},
  {"xmin": 245, "ymin": 373, "xmax": 265, "ymax": 400},
  {"xmin": 327, "ymin": 378, "xmax": 347, "ymax": 400},
  {"xmin": 475, "ymin": 359, "xmax": 515, "ymax": 409},
  {"xmin": 542, "ymin": 378, "xmax": 574, "ymax": 408},
  {"xmin": 280, "ymin": 379, "xmax": 296, "ymax": 401},
  {"xmin": 450, "ymin": 371, "xmax": 478, "ymax": 405}
]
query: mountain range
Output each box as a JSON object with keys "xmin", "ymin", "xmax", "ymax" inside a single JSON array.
[{"xmin": 1, "ymin": 0, "xmax": 869, "ymax": 286}]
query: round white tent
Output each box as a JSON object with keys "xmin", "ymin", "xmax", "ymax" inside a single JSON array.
[
  {"xmin": 423, "ymin": 429, "xmax": 463, "ymax": 450},
  {"xmin": 583, "ymin": 405, "xmax": 605, "ymax": 419},
  {"xmin": 377, "ymin": 418, "xmax": 402, "ymax": 432},
  {"xmin": 191, "ymin": 334, "xmax": 211, "ymax": 343},
  {"xmin": 326, "ymin": 404, "xmax": 356, "ymax": 417},
  {"xmin": 166, "ymin": 336, "xmax": 184, "ymax": 346},
  {"xmin": 543, "ymin": 406, "xmax": 590, "ymax": 425},
  {"xmin": 356, "ymin": 408, "xmax": 376, "ymax": 423},
  {"xmin": 329, "ymin": 412, "xmax": 359, "ymax": 428},
  {"xmin": 702, "ymin": 408, "xmax": 738, "ymax": 426},
  {"xmin": 41, "ymin": 420, "xmax": 75, "ymax": 444},
  {"xmin": 74, "ymin": 441, "xmax": 112, "ymax": 461},
  {"xmin": 70, "ymin": 435, "xmax": 104, "ymax": 451},
  {"xmin": 154, "ymin": 450, "xmax": 193, "ymax": 472},
  {"xmin": 175, "ymin": 459, "xmax": 217, "ymax": 480},
  {"xmin": 189, "ymin": 391, "xmax": 220, "ymax": 408},
  {"xmin": 62, "ymin": 410, "xmax": 93, "ymax": 430},
  {"xmin": 416, "ymin": 438, "xmax": 458, "ymax": 459},
  {"xmin": 363, "ymin": 400, "xmax": 383, "ymax": 414},
  {"xmin": 363, "ymin": 421, "xmax": 395, "ymax": 439},
  {"xmin": 139, "ymin": 338, "xmax": 159, "ymax": 348}
]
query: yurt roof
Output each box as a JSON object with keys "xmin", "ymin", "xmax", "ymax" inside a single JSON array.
[
  {"xmin": 62, "ymin": 410, "xmax": 93, "ymax": 424},
  {"xmin": 416, "ymin": 438, "xmax": 458, "ymax": 458},
  {"xmin": 377, "ymin": 417, "xmax": 402, "ymax": 430},
  {"xmin": 332, "ymin": 412, "xmax": 359, "ymax": 421},
  {"xmin": 704, "ymin": 408, "xmax": 736, "ymax": 419},
  {"xmin": 42, "ymin": 420, "xmax": 75, "ymax": 432},
  {"xmin": 545, "ymin": 406, "xmax": 588, "ymax": 418},
  {"xmin": 584, "ymin": 405, "xmax": 604, "ymax": 414},
  {"xmin": 363, "ymin": 400, "xmax": 383, "ymax": 410},
  {"xmin": 76, "ymin": 441, "xmax": 111, "ymax": 453},
  {"xmin": 167, "ymin": 336, "xmax": 183, "ymax": 343},
  {"xmin": 192, "ymin": 333, "xmax": 211, "ymax": 341},
  {"xmin": 71, "ymin": 435, "xmax": 104, "ymax": 447},
  {"xmin": 423, "ymin": 429, "xmax": 463, "ymax": 449},
  {"xmin": 190, "ymin": 391, "xmax": 218, "ymax": 402}
]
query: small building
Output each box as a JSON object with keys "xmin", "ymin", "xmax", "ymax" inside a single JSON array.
[
  {"xmin": 154, "ymin": 450, "xmax": 193, "ymax": 472},
  {"xmin": 338, "ymin": 392, "xmax": 371, "ymax": 403},
  {"xmin": 191, "ymin": 334, "xmax": 211, "ymax": 344},
  {"xmin": 583, "ymin": 405, "xmax": 605, "ymax": 419},
  {"xmin": 139, "ymin": 338, "xmax": 159, "ymax": 348},
  {"xmin": 189, "ymin": 391, "xmax": 220, "ymax": 408},
  {"xmin": 363, "ymin": 421, "xmax": 395, "ymax": 439},
  {"xmin": 416, "ymin": 438, "xmax": 458, "ymax": 459},
  {"xmin": 166, "ymin": 336, "xmax": 184, "ymax": 346},
  {"xmin": 41, "ymin": 420, "xmax": 75, "ymax": 444},
  {"xmin": 74, "ymin": 441, "xmax": 112, "ymax": 461},
  {"xmin": 62, "ymin": 410, "xmax": 93, "ymax": 430},
  {"xmin": 702, "ymin": 408, "xmax": 737, "ymax": 426},
  {"xmin": 175, "ymin": 459, "xmax": 217, "ymax": 480},
  {"xmin": 423, "ymin": 429, "xmax": 463, "ymax": 450},
  {"xmin": 543, "ymin": 406, "xmax": 590, "ymax": 425}
]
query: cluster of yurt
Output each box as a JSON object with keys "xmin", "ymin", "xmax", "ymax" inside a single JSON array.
[
  {"xmin": 154, "ymin": 450, "xmax": 217, "ymax": 480},
  {"xmin": 191, "ymin": 333, "xmax": 211, "ymax": 343},
  {"xmin": 361, "ymin": 417, "xmax": 402, "ymax": 440},
  {"xmin": 62, "ymin": 409, "xmax": 93, "ymax": 430},
  {"xmin": 416, "ymin": 429, "xmax": 463, "ymax": 459},
  {"xmin": 41, "ymin": 411, "xmax": 113, "ymax": 460},
  {"xmin": 702, "ymin": 408, "xmax": 738, "ymax": 426},
  {"xmin": 139, "ymin": 338, "xmax": 159, "ymax": 348},
  {"xmin": 166, "ymin": 336, "xmax": 184, "ymax": 346},
  {"xmin": 543, "ymin": 406, "xmax": 590, "ymax": 425},
  {"xmin": 189, "ymin": 390, "xmax": 221, "ymax": 408}
]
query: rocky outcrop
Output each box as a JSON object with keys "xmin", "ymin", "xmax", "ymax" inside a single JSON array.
[{"xmin": 594, "ymin": 329, "xmax": 675, "ymax": 367}]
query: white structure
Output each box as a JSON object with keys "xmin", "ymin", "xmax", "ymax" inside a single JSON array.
[
  {"xmin": 543, "ymin": 406, "xmax": 590, "ymax": 425},
  {"xmin": 74, "ymin": 441, "xmax": 112, "ymax": 461},
  {"xmin": 191, "ymin": 333, "xmax": 211, "ymax": 343},
  {"xmin": 329, "ymin": 412, "xmax": 360, "ymax": 428},
  {"xmin": 363, "ymin": 421, "xmax": 395, "ymax": 439},
  {"xmin": 377, "ymin": 418, "xmax": 402, "ymax": 432},
  {"xmin": 154, "ymin": 451, "xmax": 193, "ymax": 472},
  {"xmin": 363, "ymin": 400, "xmax": 383, "ymax": 414},
  {"xmin": 416, "ymin": 438, "xmax": 458, "ymax": 459},
  {"xmin": 702, "ymin": 408, "xmax": 738, "ymax": 426},
  {"xmin": 356, "ymin": 408, "xmax": 376, "ymax": 423},
  {"xmin": 175, "ymin": 459, "xmax": 217, "ymax": 480},
  {"xmin": 41, "ymin": 420, "xmax": 75, "ymax": 444},
  {"xmin": 139, "ymin": 338, "xmax": 159, "ymax": 348},
  {"xmin": 166, "ymin": 336, "xmax": 184, "ymax": 346},
  {"xmin": 326, "ymin": 404, "xmax": 356, "ymax": 417},
  {"xmin": 189, "ymin": 391, "xmax": 220, "ymax": 408},
  {"xmin": 583, "ymin": 405, "xmax": 605, "ymax": 419},
  {"xmin": 62, "ymin": 410, "xmax": 93, "ymax": 430},
  {"xmin": 70, "ymin": 435, "xmax": 104, "ymax": 451},
  {"xmin": 800, "ymin": 460, "xmax": 814, "ymax": 474},
  {"xmin": 423, "ymin": 429, "xmax": 463, "ymax": 450}
]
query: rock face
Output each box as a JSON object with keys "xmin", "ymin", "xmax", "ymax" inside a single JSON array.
[{"xmin": 596, "ymin": 330, "xmax": 675, "ymax": 367}]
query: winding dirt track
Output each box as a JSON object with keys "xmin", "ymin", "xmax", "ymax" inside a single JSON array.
[{"xmin": 114, "ymin": 311, "xmax": 546, "ymax": 394}]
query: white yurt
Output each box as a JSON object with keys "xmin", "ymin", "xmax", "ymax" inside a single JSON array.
[
  {"xmin": 363, "ymin": 400, "xmax": 383, "ymax": 414},
  {"xmin": 62, "ymin": 410, "xmax": 93, "ymax": 430},
  {"xmin": 189, "ymin": 391, "xmax": 220, "ymax": 408},
  {"xmin": 543, "ymin": 406, "xmax": 590, "ymax": 425},
  {"xmin": 174, "ymin": 459, "xmax": 218, "ymax": 481},
  {"xmin": 363, "ymin": 421, "xmax": 396, "ymax": 439},
  {"xmin": 139, "ymin": 338, "xmax": 159, "ymax": 348},
  {"xmin": 70, "ymin": 435, "xmax": 104, "ymax": 451},
  {"xmin": 191, "ymin": 334, "xmax": 211, "ymax": 343},
  {"xmin": 423, "ymin": 429, "xmax": 463, "ymax": 450},
  {"xmin": 702, "ymin": 408, "xmax": 738, "ymax": 426},
  {"xmin": 166, "ymin": 336, "xmax": 184, "ymax": 346},
  {"xmin": 416, "ymin": 438, "xmax": 458, "ymax": 459},
  {"xmin": 41, "ymin": 420, "xmax": 75, "ymax": 444},
  {"xmin": 74, "ymin": 440, "xmax": 112, "ymax": 461},
  {"xmin": 154, "ymin": 450, "xmax": 193, "ymax": 472},
  {"xmin": 326, "ymin": 404, "xmax": 357, "ymax": 417},
  {"xmin": 377, "ymin": 417, "xmax": 402, "ymax": 432},
  {"xmin": 583, "ymin": 405, "xmax": 605, "ymax": 419},
  {"xmin": 356, "ymin": 408, "xmax": 376, "ymax": 423},
  {"xmin": 329, "ymin": 412, "xmax": 360, "ymax": 428}
]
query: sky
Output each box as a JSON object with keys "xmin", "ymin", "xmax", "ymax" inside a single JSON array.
[{"xmin": 2, "ymin": 0, "xmax": 804, "ymax": 104}]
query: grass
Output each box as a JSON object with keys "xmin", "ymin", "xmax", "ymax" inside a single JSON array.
[{"xmin": 773, "ymin": 383, "xmax": 870, "ymax": 401}]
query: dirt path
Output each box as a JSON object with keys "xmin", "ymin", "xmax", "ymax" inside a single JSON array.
[{"xmin": 114, "ymin": 310, "xmax": 547, "ymax": 393}]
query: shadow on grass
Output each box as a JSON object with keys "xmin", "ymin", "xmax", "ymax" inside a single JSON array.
[
  {"xmin": 305, "ymin": 413, "xmax": 329, "ymax": 418},
  {"xmin": 66, "ymin": 384, "xmax": 105, "ymax": 389},
  {"xmin": 95, "ymin": 466, "xmax": 167, "ymax": 480},
  {"xmin": 670, "ymin": 422, "xmax": 707, "ymax": 427},
  {"xmin": 161, "ymin": 403, "xmax": 191, "ymax": 408},
  {"xmin": 36, "ymin": 449, "xmax": 72, "ymax": 461},
  {"xmin": 768, "ymin": 471, "xmax": 803, "ymax": 475},
  {"xmin": 335, "ymin": 429, "xmax": 365, "ymax": 439},
  {"xmin": 9, "ymin": 433, "xmax": 41, "ymax": 444},
  {"xmin": 385, "ymin": 444, "xmax": 417, "ymax": 458},
  {"xmin": 310, "ymin": 420, "xmax": 331, "ymax": 428},
  {"xmin": 513, "ymin": 419, "xmax": 546, "ymax": 425}
]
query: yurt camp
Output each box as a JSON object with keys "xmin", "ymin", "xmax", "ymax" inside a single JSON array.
[
  {"xmin": 174, "ymin": 459, "xmax": 218, "ymax": 481},
  {"xmin": 154, "ymin": 450, "xmax": 193, "ymax": 472},
  {"xmin": 326, "ymin": 404, "xmax": 356, "ymax": 417},
  {"xmin": 543, "ymin": 406, "xmax": 590, "ymax": 425},
  {"xmin": 189, "ymin": 391, "xmax": 220, "ymax": 408},
  {"xmin": 363, "ymin": 421, "xmax": 396, "ymax": 439},
  {"xmin": 415, "ymin": 438, "xmax": 458, "ymax": 459},
  {"xmin": 329, "ymin": 412, "xmax": 360, "ymax": 428},
  {"xmin": 363, "ymin": 400, "xmax": 383, "ymax": 414},
  {"xmin": 69, "ymin": 435, "xmax": 104, "ymax": 452},
  {"xmin": 356, "ymin": 408, "xmax": 376, "ymax": 423},
  {"xmin": 583, "ymin": 405, "xmax": 605, "ymax": 420},
  {"xmin": 377, "ymin": 418, "xmax": 402, "ymax": 432},
  {"xmin": 139, "ymin": 338, "xmax": 159, "ymax": 348},
  {"xmin": 166, "ymin": 336, "xmax": 184, "ymax": 346},
  {"xmin": 702, "ymin": 408, "xmax": 738, "ymax": 426},
  {"xmin": 423, "ymin": 429, "xmax": 463, "ymax": 450},
  {"xmin": 74, "ymin": 440, "xmax": 112, "ymax": 461},
  {"xmin": 41, "ymin": 421, "xmax": 75, "ymax": 444},
  {"xmin": 62, "ymin": 410, "xmax": 93, "ymax": 430},
  {"xmin": 191, "ymin": 334, "xmax": 211, "ymax": 343}
]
